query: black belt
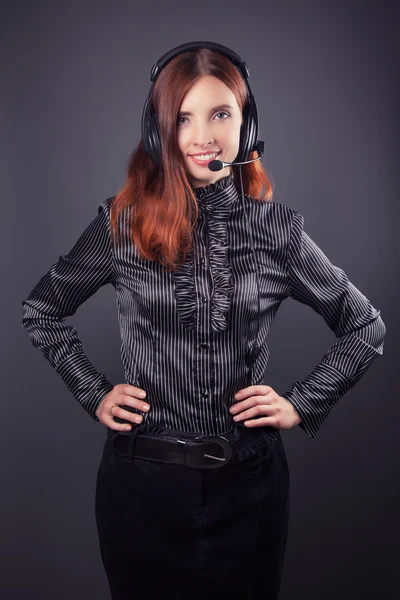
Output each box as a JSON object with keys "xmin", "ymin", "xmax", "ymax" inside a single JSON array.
[{"xmin": 111, "ymin": 422, "xmax": 272, "ymax": 470}]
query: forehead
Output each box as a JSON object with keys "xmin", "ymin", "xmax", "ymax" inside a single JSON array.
[{"xmin": 179, "ymin": 75, "xmax": 239, "ymax": 112}]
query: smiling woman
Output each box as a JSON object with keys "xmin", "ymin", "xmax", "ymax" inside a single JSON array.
[{"xmin": 108, "ymin": 47, "xmax": 273, "ymax": 272}]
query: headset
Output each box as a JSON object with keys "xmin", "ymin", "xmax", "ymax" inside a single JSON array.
[
  {"xmin": 140, "ymin": 40, "xmax": 263, "ymax": 377},
  {"xmin": 141, "ymin": 40, "xmax": 264, "ymax": 171}
]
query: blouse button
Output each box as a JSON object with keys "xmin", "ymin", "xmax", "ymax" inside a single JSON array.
[
  {"xmin": 200, "ymin": 342, "xmax": 209, "ymax": 350},
  {"xmin": 202, "ymin": 295, "xmax": 207, "ymax": 303},
  {"xmin": 200, "ymin": 258, "xmax": 205, "ymax": 265}
]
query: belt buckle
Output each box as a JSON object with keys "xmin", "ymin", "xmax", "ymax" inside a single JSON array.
[{"xmin": 191, "ymin": 434, "xmax": 233, "ymax": 469}]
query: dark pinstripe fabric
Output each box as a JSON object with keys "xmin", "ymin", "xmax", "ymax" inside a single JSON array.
[{"xmin": 21, "ymin": 173, "xmax": 386, "ymax": 439}]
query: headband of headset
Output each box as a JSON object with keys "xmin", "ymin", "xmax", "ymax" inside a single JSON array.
[{"xmin": 141, "ymin": 41, "xmax": 260, "ymax": 171}]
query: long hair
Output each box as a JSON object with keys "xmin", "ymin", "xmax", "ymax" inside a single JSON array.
[{"xmin": 110, "ymin": 48, "xmax": 274, "ymax": 271}]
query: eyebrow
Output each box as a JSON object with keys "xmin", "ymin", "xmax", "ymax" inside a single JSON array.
[{"xmin": 178, "ymin": 104, "xmax": 234, "ymax": 117}]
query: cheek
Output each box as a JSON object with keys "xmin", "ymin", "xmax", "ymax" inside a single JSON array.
[
  {"xmin": 225, "ymin": 124, "xmax": 241, "ymax": 146},
  {"xmin": 224, "ymin": 132, "xmax": 241, "ymax": 156},
  {"xmin": 177, "ymin": 131, "xmax": 189, "ymax": 152}
]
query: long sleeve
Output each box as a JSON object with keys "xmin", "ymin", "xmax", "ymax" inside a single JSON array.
[
  {"xmin": 21, "ymin": 198, "xmax": 115, "ymax": 421},
  {"xmin": 281, "ymin": 211, "xmax": 386, "ymax": 439}
]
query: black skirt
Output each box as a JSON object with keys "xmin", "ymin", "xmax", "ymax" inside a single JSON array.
[{"xmin": 95, "ymin": 423, "xmax": 290, "ymax": 600}]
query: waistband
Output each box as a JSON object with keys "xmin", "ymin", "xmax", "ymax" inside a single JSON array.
[
  {"xmin": 107, "ymin": 421, "xmax": 280, "ymax": 467},
  {"xmin": 107, "ymin": 421, "xmax": 279, "ymax": 443}
]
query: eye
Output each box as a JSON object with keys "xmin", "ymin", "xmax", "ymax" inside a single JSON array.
[
  {"xmin": 177, "ymin": 111, "xmax": 230, "ymax": 126},
  {"xmin": 215, "ymin": 111, "xmax": 230, "ymax": 120}
]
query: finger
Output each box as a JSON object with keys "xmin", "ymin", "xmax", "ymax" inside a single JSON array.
[
  {"xmin": 122, "ymin": 394, "xmax": 150, "ymax": 412},
  {"xmin": 111, "ymin": 405, "xmax": 145, "ymax": 424},
  {"xmin": 102, "ymin": 407, "xmax": 142, "ymax": 431},
  {"xmin": 105, "ymin": 418, "xmax": 133, "ymax": 432},
  {"xmin": 230, "ymin": 397, "xmax": 265, "ymax": 413},
  {"xmin": 122, "ymin": 385, "xmax": 147, "ymax": 399},
  {"xmin": 243, "ymin": 416, "xmax": 275, "ymax": 427},
  {"xmin": 230, "ymin": 398, "xmax": 255, "ymax": 413},
  {"xmin": 102, "ymin": 409, "xmax": 135, "ymax": 431},
  {"xmin": 232, "ymin": 405, "xmax": 263, "ymax": 421},
  {"xmin": 234, "ymin": 385, "xmax": 271, "ymax": 400}
]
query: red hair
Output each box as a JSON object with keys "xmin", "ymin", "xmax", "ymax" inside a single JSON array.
[{"xmin": 110, "ymin": 48, "xmax": 274, "ymax": 271}]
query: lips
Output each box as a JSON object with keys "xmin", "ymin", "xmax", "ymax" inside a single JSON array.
[
  {"xmin": 189, "ymin": 151, "xmax": 221, "ymax": 156},
  {"xmin": 188, "ymin": 151, "xmax": 222, "ymax": 167}
]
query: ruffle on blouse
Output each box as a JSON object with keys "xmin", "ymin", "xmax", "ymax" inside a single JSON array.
[{"xmin": 171, "ymin": 173, "xmax": 238, "ymax": 332}]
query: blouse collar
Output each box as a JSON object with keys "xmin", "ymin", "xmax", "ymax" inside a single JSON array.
[{"xmin": 192, "ymin": 173, "xmax": 238, "ymax": 215}]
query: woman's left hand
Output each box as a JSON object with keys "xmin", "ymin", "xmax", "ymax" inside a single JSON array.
[{"xmin": 229, "ymin": 385, "xmax": 302, "ymax": 429}]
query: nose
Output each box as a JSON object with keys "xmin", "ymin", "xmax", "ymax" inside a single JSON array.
[{"xmin": 191, "ymin": 122, "xmax": 215, "ymax": 148}]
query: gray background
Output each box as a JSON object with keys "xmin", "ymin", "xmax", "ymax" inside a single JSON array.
[{"xmin": 3, "ymin": 0, "xmax": 398, "ymax": 598}]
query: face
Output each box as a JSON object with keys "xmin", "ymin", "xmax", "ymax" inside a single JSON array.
[{"xmin": 177, "ymin": 75, "xmax": 243, "ymax": 189}]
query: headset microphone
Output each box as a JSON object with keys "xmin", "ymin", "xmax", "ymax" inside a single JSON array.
[
  {"xmin": 208, "ymin": 152, "xmax": 263, "ymax": 172},
  {"xmin": 208, "ymin": 140, "xmax": 265, "ymax": 172}
]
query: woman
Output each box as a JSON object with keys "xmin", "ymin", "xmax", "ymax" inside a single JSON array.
[{"xmin": 21, "ymin": 42, "xmax": 386, "ymax": 599}]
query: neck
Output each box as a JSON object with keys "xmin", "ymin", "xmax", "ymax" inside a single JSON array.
[{"xmin": 190, "ymin": 167, "xmax": 232, "ymax": 190}]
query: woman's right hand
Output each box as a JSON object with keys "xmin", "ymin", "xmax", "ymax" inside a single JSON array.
[{"xmin": 95, "ymin": 384, "xmax": 150, "ymax": 431}]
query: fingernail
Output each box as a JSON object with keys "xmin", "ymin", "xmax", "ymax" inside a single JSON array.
[
  {"xmin": 142, "ymin": 404, "xmax": 150, "ymax": 411},
  {"xmin": 139, "ymin": 391, "xmax": 146, "ymax": 398}
]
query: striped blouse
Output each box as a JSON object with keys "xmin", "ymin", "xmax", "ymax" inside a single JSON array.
[{"xmin": 21, "ymin": 173, "xmax": 386, "ymax": 440}]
